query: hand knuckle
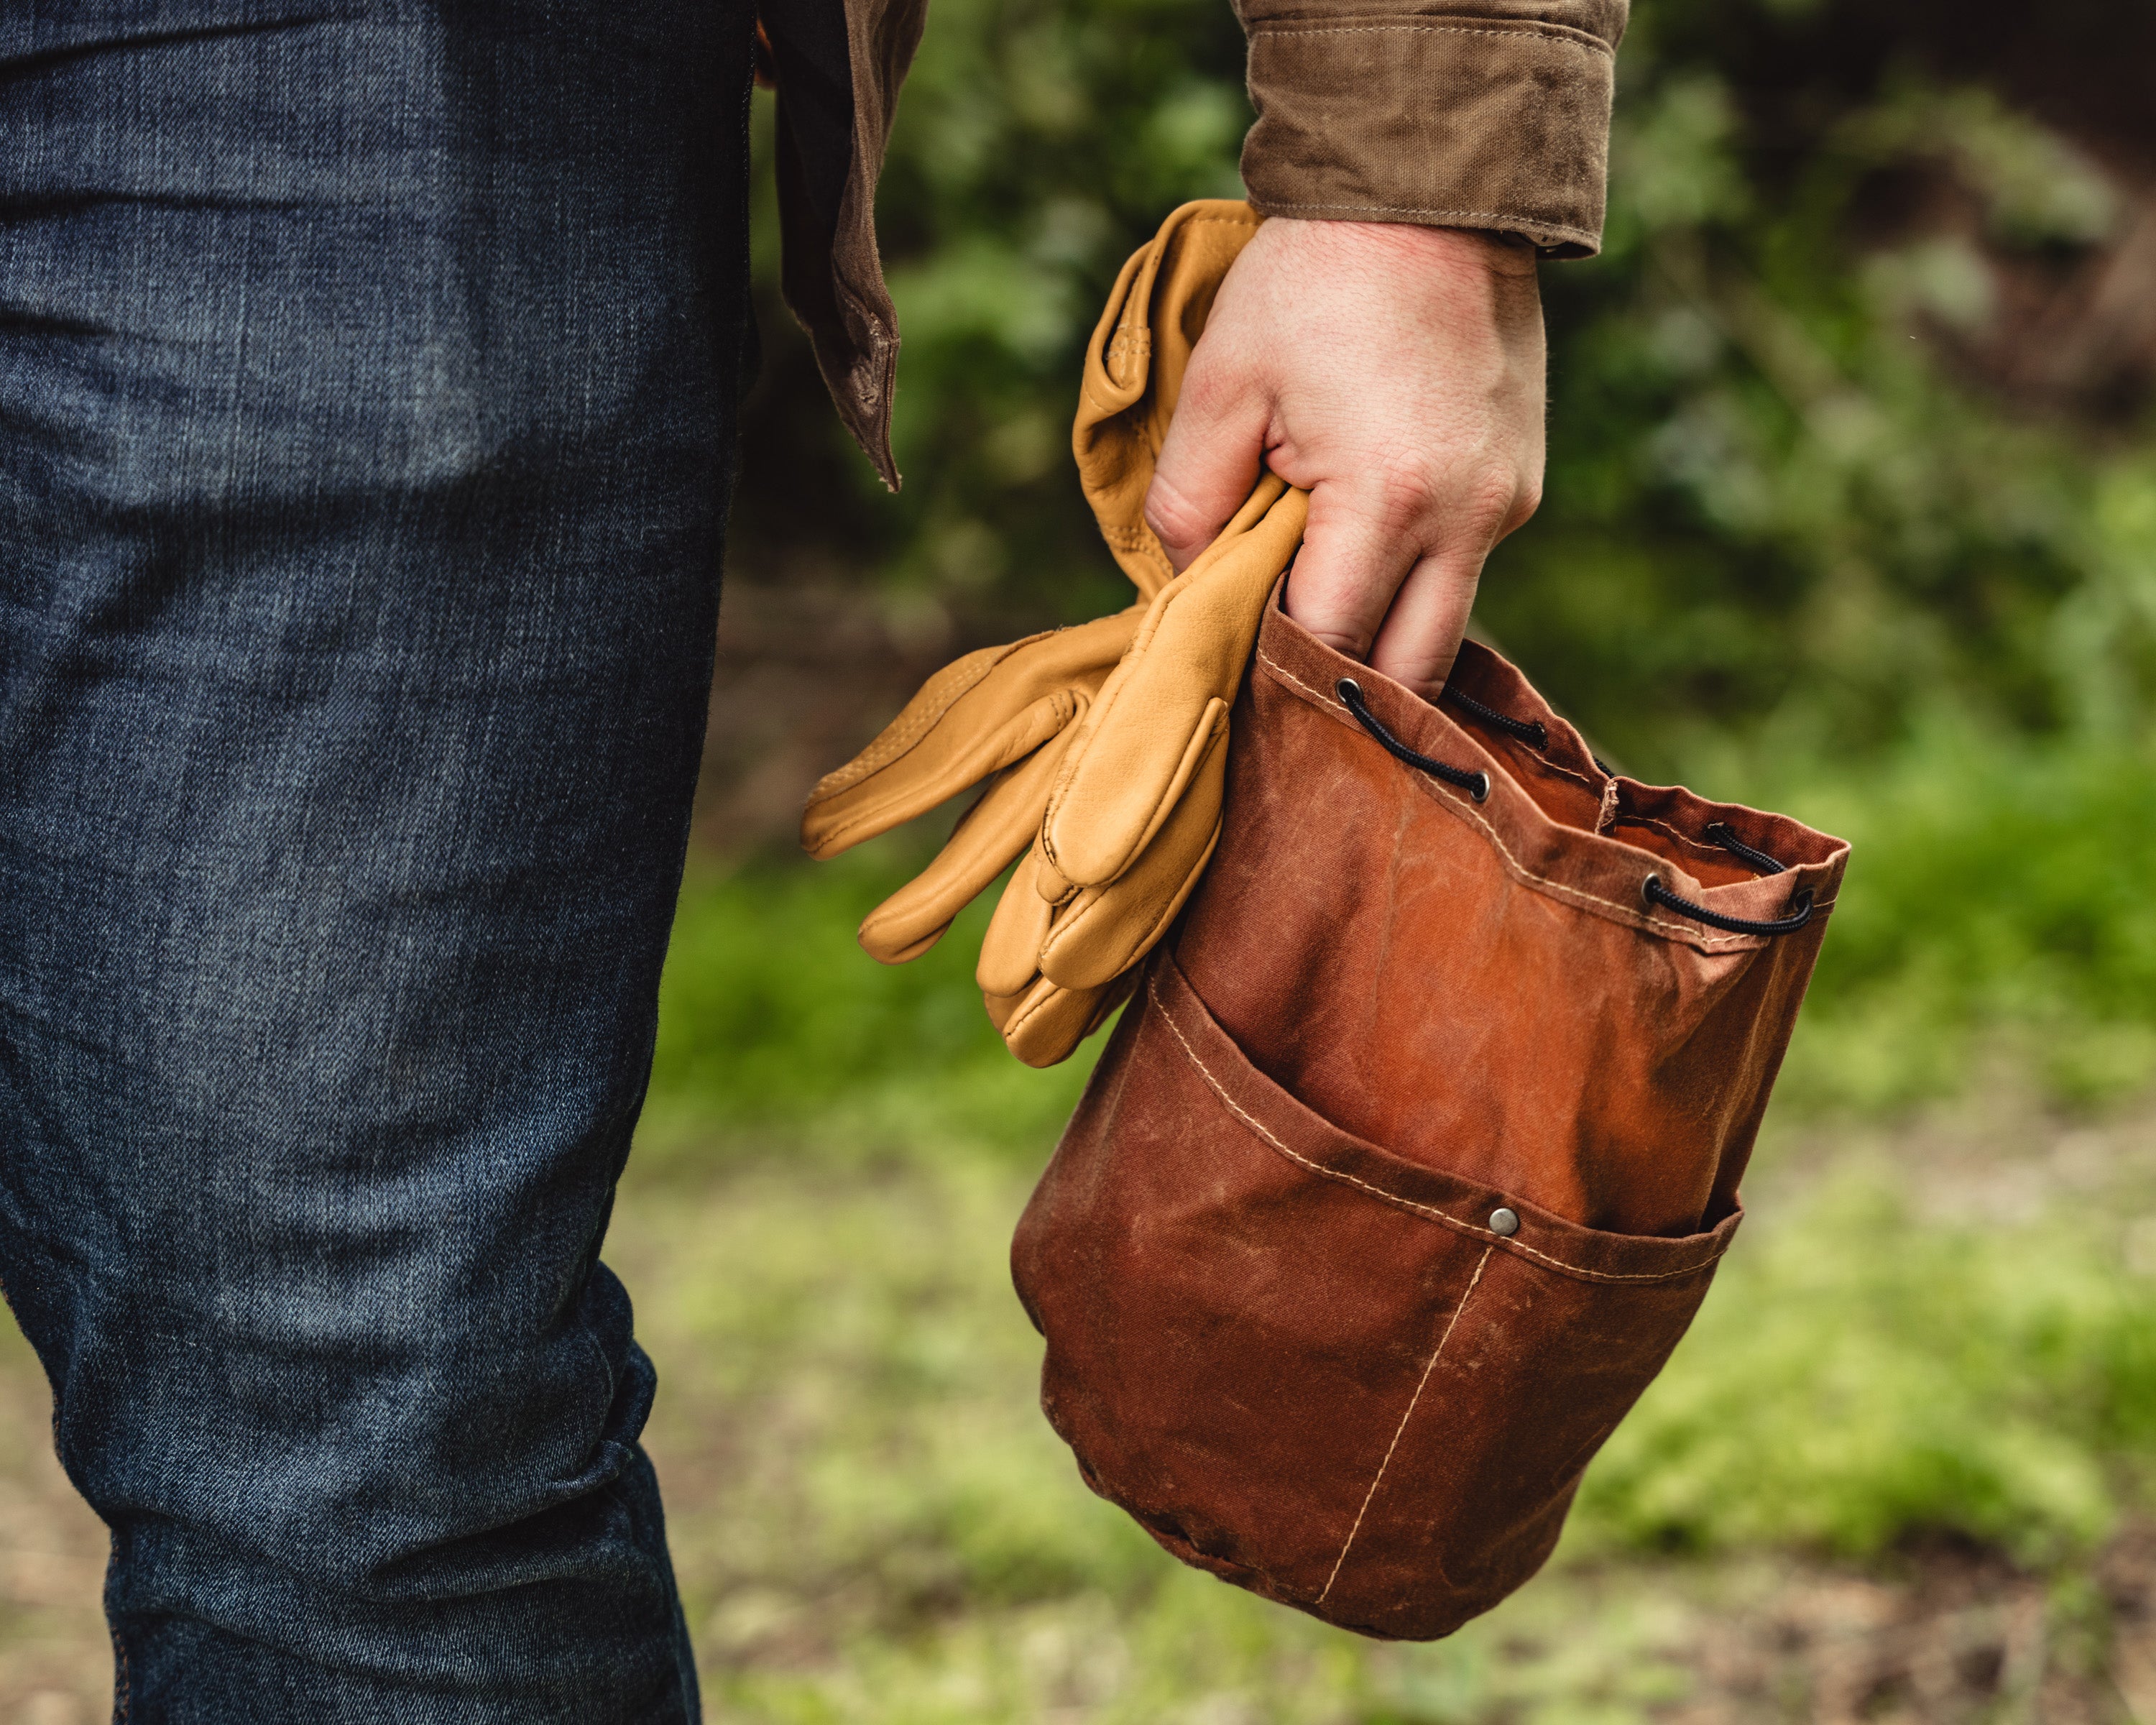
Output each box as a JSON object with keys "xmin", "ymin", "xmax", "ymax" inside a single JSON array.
[
  {"xmin": 1367, "ymin": 460, "xmax": 1441, "ymax": 530},
  {"xmin": 1454, "ymin": 460, "xmax": 1536, "ymax": 534}
]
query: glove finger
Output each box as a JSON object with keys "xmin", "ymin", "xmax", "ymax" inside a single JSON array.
[
  {"xmin": 1042, "ymin": 482, "xmax": 1305, "ymax": 888},
  {"xmin": 806, "ymin": 686, "xmax": 1075, "ymax": 861},
  {"xmin": 854, "ymin": 724, "xmax": 1079, "ymax": 964},
  {"xmin": 806, "ymin": 639, "xmax": 1016, "ymax": 814},
  {"xmin": 985, "ymin": 972, "xmax": 1120, "ymax": 1069},
  {"xmin": 1038, "ymin": 694, "xmax": 1227, "ymax": 904},
  {"xmin": 1037, "ymin": 704, "xmax": 1228, "ymax": 990},
  {"xmin": 976, "ymin": 843, "xmax": 1059, "ymax": 998},
  {"xmin": 801, "ymin": 606, "xmax": 1140, "ymax": 857}
]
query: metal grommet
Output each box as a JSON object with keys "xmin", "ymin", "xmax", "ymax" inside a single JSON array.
[
  {"xmin": 1470, "ymin": 771, "xmax": 1491, "ymax": 804},
  {"xmin": 1335, "ymin": 676, "xmax": 1362, "ymax": 703},
  {"xmin": 1488, "ymin": 1207, "xmax": 1520, "ymax": 1238},
  {"xmin": 1641, "ymin": 873, "xmax": 1662, "ymax": 906}
]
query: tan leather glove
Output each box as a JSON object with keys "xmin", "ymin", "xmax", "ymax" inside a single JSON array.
[
  {"xmin": 977, "ymin": 471, "xmax": 1307, "ymax": 1062},
  {"xmin": 798, "ymin": 605, "xmax": 1142, "ymax": 962},
  {"xmin": 803, "ymin": 200, "xmax": 1306, "ymax": 1067}
]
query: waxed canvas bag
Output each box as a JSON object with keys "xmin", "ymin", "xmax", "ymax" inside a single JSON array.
[{"xmin": 1010, "ymin": 601, "xmax": 1849, "ymax": 1641}]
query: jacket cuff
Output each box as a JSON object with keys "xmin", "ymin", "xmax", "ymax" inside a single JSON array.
[{"xmin": 1236, "ymin": 4, "xmax": 1625, "ymax": 258}]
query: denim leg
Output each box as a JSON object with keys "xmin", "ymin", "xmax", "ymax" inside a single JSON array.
[{"xmin": 0, "ymin": 4, "xmax": 753, "ymax": 1718}]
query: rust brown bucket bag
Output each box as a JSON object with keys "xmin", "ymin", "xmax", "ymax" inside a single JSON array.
[{"xmin": 1011, "ymin": 613, "xmax": 1848, "ymax": 1639}]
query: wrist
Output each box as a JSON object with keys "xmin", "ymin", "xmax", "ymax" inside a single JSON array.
[{"xmin": 1268, "ymin": 216, "xmax": 1539, "ymax": 283}]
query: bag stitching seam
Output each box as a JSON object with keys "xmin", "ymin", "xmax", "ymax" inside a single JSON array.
[
  {"xmin": 1317, "ymin": 1245, "xmax": 1493, "ymax": 1606},
  {"xmin": 1147, "ymin": 970, "xmax": 1731, "ymax": 1284}
]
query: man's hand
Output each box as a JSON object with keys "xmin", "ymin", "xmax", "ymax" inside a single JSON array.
[{"xmin": 1143, "ymin": 218, "xmax": 1546, "ymax": 699}]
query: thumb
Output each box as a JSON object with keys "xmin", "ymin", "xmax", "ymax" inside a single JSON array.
[{"xmin": 1143, "ymin": 367, "xmax": 1270, "ymax": 574}]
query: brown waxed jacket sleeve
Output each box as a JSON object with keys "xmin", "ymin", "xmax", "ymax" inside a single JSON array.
[
  {"xmin": 798, "ymin": 0, "xmax": 1626, "ymax": 487},
  {"xmin": 1235, "ymin": 0, "xmax": 1629, "ymax": 256}
]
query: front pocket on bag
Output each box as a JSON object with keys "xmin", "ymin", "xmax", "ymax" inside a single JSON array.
[{"xmin": 1011, "ymin": 952, "xmax": 1741, "ymax": 1640}]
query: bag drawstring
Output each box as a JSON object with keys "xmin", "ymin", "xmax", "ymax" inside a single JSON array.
[
  {"xmin": 1337, "ymin": 678, "xmax": 1490, "ymax": 802},
  {"xmin": 1642, "ymin": 873, "xmax": 1815, "ymax": 937},
  {"xmin": 1336, "ymin": 676, "xmax": 1816, "ymax": 939},
  {"xmin": 1443, "ymin": 683, "xmax": 1615, "ymax": 778},
  {"xmin": 1441, "ymin": 684, "xmax": 1547, "ymax": 752},
  {"xmin": 1698, "ymin": 820, "xmax": 1784, "ymax": 875}
]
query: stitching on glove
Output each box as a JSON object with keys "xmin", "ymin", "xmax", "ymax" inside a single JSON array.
[
  {"xmin": 1148, "ymin": 970, "xmax": 1733, "ymax": 1285},
  {"xmin": 1255, "ymin": 653, "xmax": 1837, "ymax": 947},
  {"xmin": 1079, "ymin": 211, "xmax": 1260, "ymax": 419},
  {"xmin": 1004, "ymin": 973, "xmax": 1082, "ymax": 1047},
  {"xmin": 816, "ymin": 689, "xmax": 1076, "ymax": 852},
  {"xmin": 1121, "ymin": 700, "xmax": 1226, "ymax": 880},
  {"xmin": 1097, "ymin": 524, "xmax": 1176, "ymax": 588},
  {"xmin": 1039, "ymin": 811, "xmax": 1222, "ymax": 989},
  {"xmin": 1041, "ymin": 691, "xmax": 1184, "ymax": 888},
  {"xmin": 1106, "ymin": 326, "xmax": 1151, "ymax": 390},
  {"xmin": 808, "ymin": 644, "xmax": 1023, "ymax": 801},
  {"xmin": 1041, "ymin": 569, "xmax": 1224, "ymax": 883}
]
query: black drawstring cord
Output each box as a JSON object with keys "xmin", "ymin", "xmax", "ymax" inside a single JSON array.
[
  {"xmin": 1344, "ymin": 677, "xmax": 1815, "ymax": 938},
  {"xmin": 1441, "ymin": 684, "xmax": 1548, "ymax": 751},
  {"xmin": 1644, "ymin": 875, "xmax": 1815, "ymax": 936},
  {"xmin": 1645, "ymin": 819, "xmax": 1812, "ymax": 934},
  {"xmin": 1337, "ymin": 678, "xmax": 1490, "ymax": 803},
  {"xmin": 1703, "ymin": 821, "xmax": 1787, "ymax": 875}
]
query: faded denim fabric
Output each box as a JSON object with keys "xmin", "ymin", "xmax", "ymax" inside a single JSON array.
[{"xmin": 0, "ymin": 4, "xmax": 755, "ymax": 1719}]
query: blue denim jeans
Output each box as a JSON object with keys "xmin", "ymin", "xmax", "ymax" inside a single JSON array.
[{"xmin": 0, "ymin": 5, "xmax": 755, "ymax": 1718}]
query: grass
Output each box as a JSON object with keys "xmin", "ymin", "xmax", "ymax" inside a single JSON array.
[{"xmin": 1578, "ymin": 1163, "xmax": 2156, "ymax": 1565}]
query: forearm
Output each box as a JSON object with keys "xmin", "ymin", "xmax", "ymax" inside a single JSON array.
[{"xmin": 1235, "ymin": 0, "xmax": 1628, "ymax": 257}]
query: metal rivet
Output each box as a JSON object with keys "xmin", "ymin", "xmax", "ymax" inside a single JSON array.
[{"xmin": 1488, "ymin": 1207, "xmax": 1520, "ymax": 1238}]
